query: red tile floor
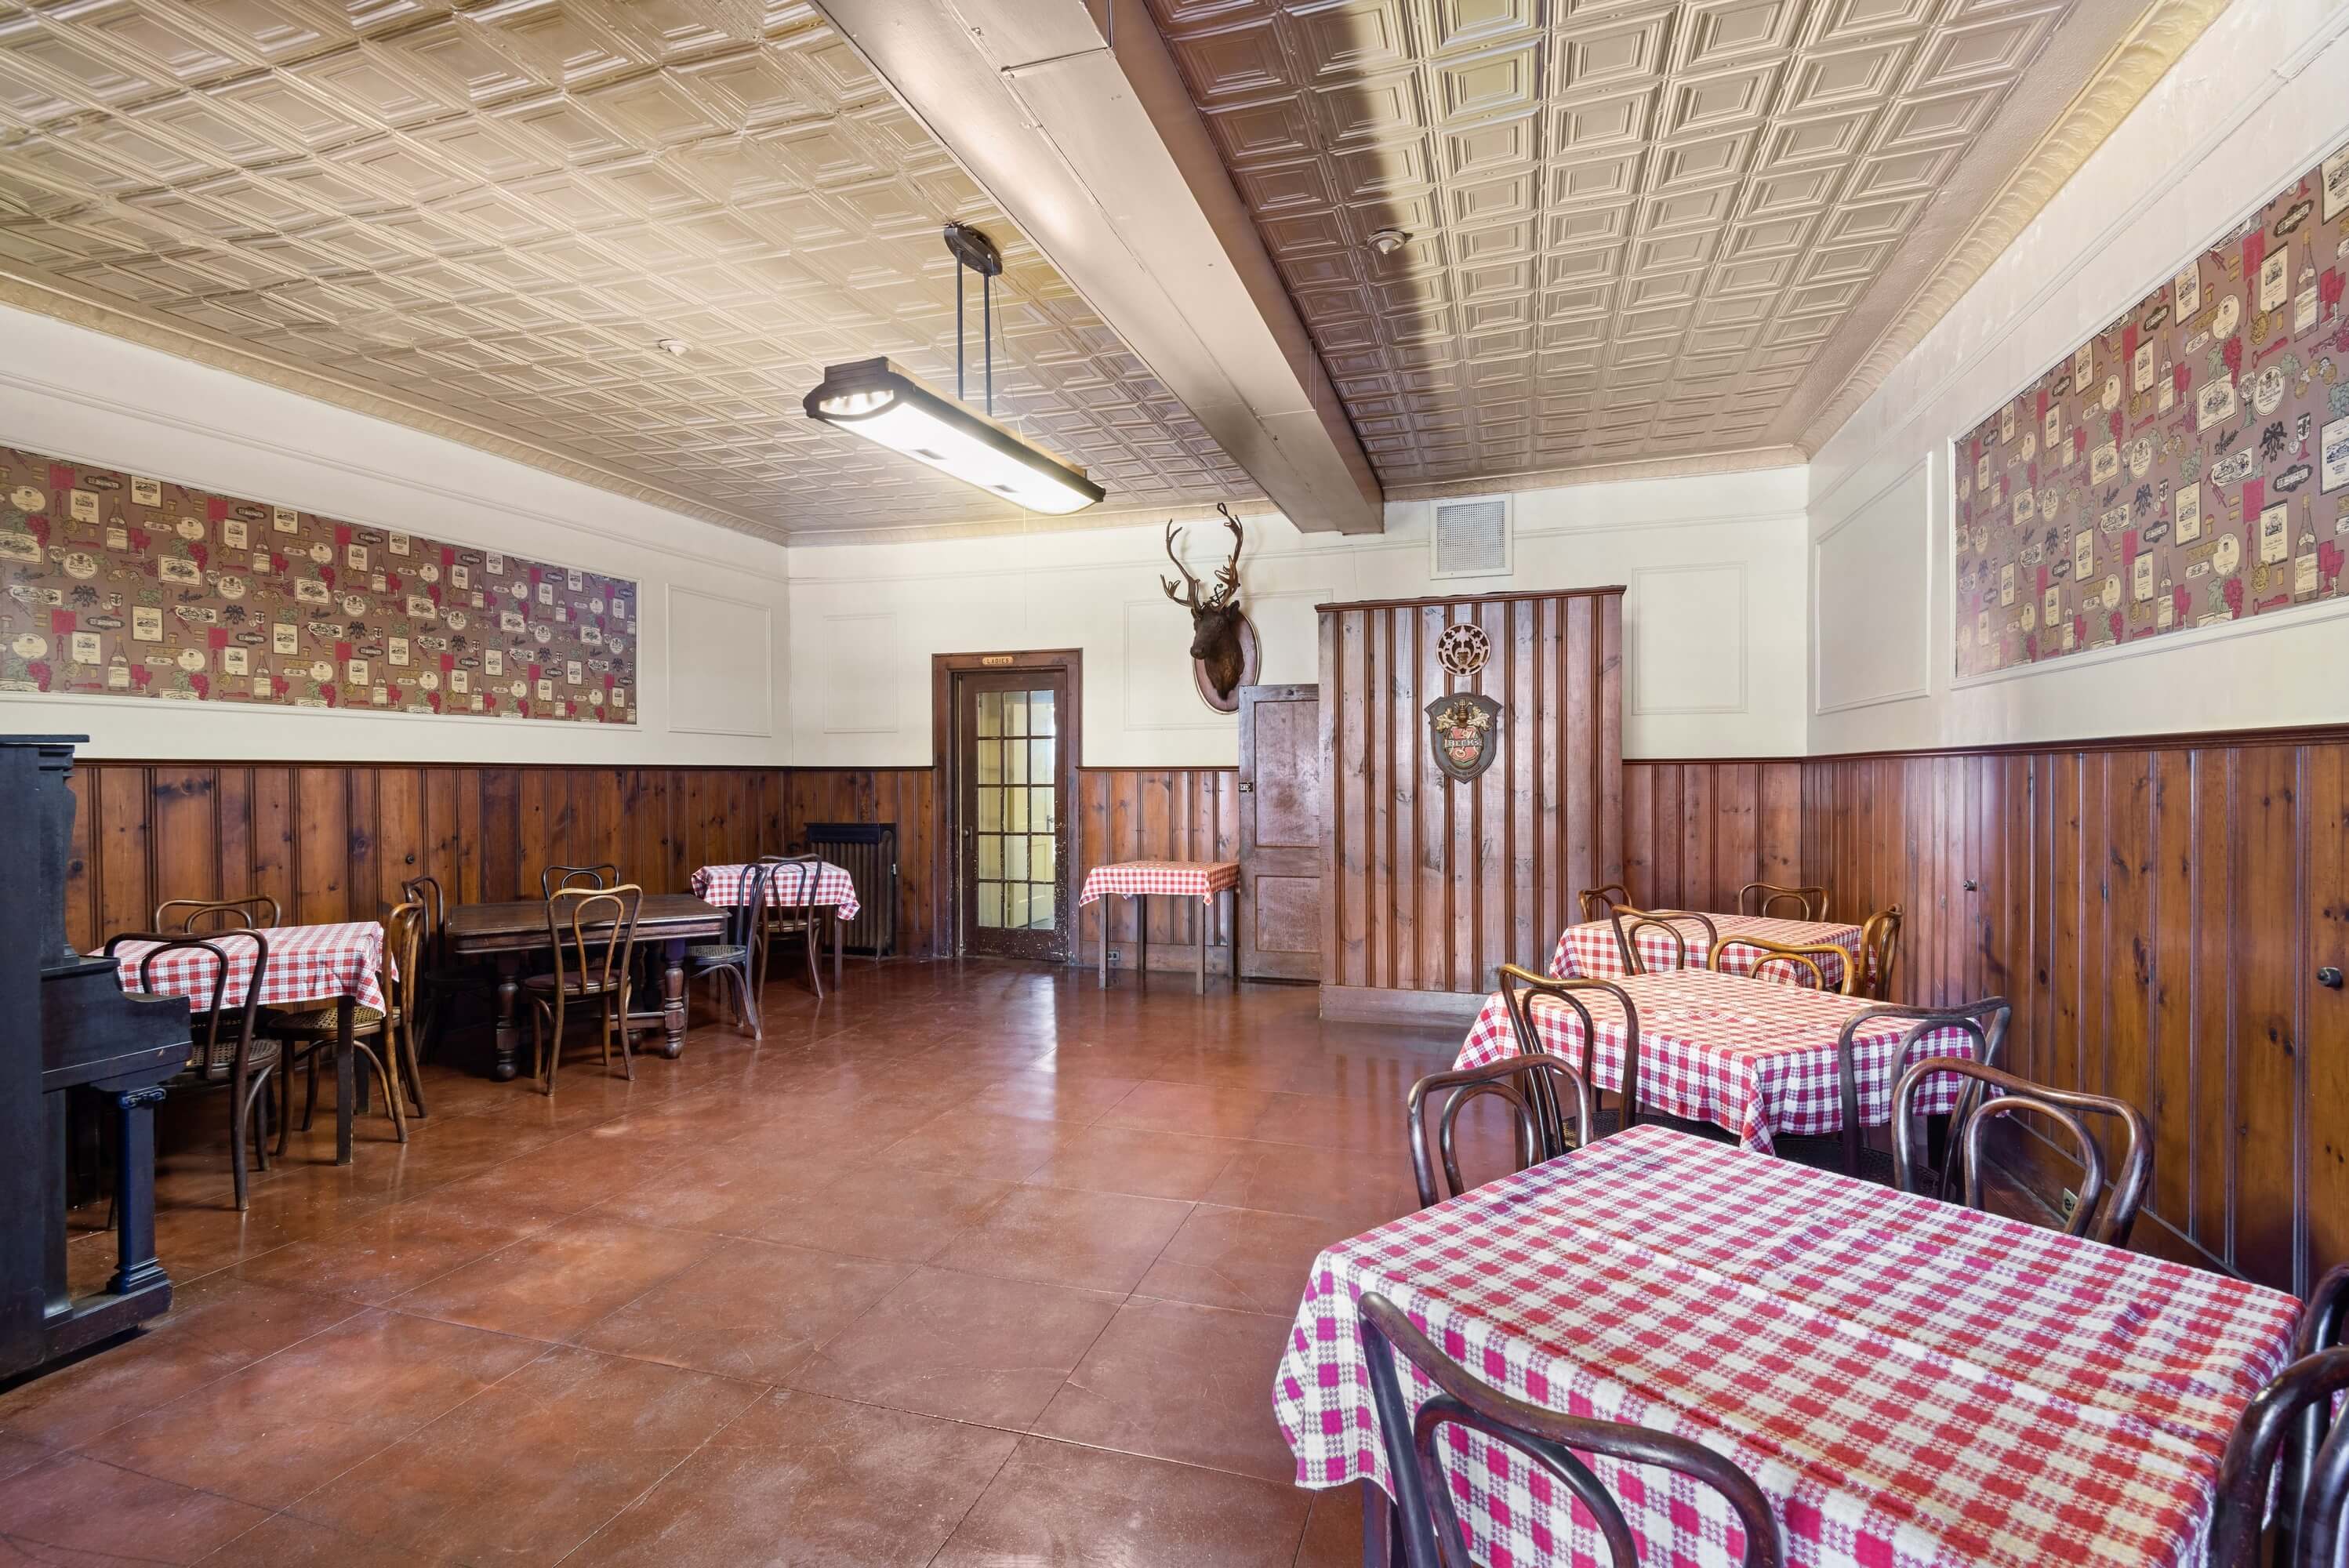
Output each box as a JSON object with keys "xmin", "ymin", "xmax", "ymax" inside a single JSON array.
[{"xmin": 2, "ymin": 962, "xmax": 1487, "ymax": 1567}]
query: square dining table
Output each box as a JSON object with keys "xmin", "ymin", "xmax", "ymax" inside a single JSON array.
[
  {"xmin": 1458, "ymin": 967, "xmax": 1973, "ymax": 1152},
  {"xmin": 1276, "ymin": 1123, "xmax": 2301, "ymax": 1568},
  {"xmin": 689, "ymin": 860, "xmax": 861, "ymax": 993},
  {"xmin": 1551, "ymin": 912, "xmax": 1863, "ymax": 987},
  {"xmin": 109, "ymin": 921, "xmax": 389, "ymax": 1164}
]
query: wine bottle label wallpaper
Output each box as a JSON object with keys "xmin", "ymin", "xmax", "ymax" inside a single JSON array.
[
  {"xmin": 1954, "ymin": 137, "xmax": 2349, "ymax": 677},
  {"xmin": 0, "ymin": 444, "xmax": 636, "ymax": 723}
]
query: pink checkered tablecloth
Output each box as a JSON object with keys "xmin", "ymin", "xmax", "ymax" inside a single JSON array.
[
  {"xmin": 1551, "ymin": 913, "xmax": 1862, "ymax": 987},
  {"xmin": 110, "ymin": 922, "xmax": 390, "ymax": 1014},
  {"xmin": 690, "ymin": 862, "xmax": 859, "ymax": 922},
  {"xmin": 1276, "ymin": 1123, "xmax": 2300, "ymax": 1568},
  {"xmin": 1457, "ymin": 968, "xmax": 1972, "ymax": 1152},
  {"xmin": 1077, "ymin": 860, "xmax": 1240, "ymax": 904}
]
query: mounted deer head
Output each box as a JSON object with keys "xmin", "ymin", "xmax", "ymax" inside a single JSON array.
[{"xmin": 1162, "ymin": 504, "xmax": 1249, "ymax": 700}]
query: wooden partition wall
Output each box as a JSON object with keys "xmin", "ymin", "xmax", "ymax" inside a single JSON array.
[
  {"xmin": 1317, "ymin": 587, "xmax": 1623, "ymax": 1020},
  {"xmin": 63, "ymin": 760, "xmax": 786, "ymax": 954}
]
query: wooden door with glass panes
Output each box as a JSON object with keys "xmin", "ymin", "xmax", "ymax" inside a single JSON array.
[{"xmin": 957, "ymin": 671, "xmax": 1071, "ymax": 960}]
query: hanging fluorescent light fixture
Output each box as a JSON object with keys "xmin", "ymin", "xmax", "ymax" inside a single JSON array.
[
  {"xmin": 804, "ymin": 357, "xmax": 1104, "ymax": 515},
  {"xmin": 802, "ymin": 223, "xmax": 1105, "ymax": 516}
]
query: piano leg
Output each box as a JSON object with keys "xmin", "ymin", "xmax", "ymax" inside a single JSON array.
[{"xmin": 107, "ymin": 1087, "xmax": 167, "ymax": 1298}]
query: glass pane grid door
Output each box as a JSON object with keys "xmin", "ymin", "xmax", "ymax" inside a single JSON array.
[{"xmin": 964, "ymin": 676, "xmax": 1066, "ymax": 958}]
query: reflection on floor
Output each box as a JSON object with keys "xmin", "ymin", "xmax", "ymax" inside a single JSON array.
[{"xmin": 5, "ymin": 962, "xmax": 1477, "ymax": 1566}]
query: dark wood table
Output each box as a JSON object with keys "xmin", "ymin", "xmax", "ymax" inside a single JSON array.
[{"xmin": 444, "ymin": 895, "xmax": 726, "ymax": 1081}]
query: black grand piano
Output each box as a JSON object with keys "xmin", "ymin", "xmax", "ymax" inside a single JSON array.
[{"xmin": 1, "ymin": 735, "xmax": 191, "ymax": 1382}]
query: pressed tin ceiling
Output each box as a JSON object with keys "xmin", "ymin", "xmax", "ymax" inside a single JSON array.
[
  {"xmin": 1149, "ymin": 0, "xmax": 2174, "ymax": 494},
  {"xmin": 0, "ymin": 0, "xmax": 1261, "ymax": 542}
]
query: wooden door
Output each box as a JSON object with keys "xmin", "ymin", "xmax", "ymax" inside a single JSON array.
[
  {"xmin": 954, "ymin": 670, "xmax": 1072, "ymax": 961},
  {"xmin": 1237, "ymin": 683, "xmax": 1321, "ymax": 980}
]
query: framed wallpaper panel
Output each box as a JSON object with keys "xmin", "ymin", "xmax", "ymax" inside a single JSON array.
[
  {"xmin": 0, "ymin": 443, "xmax": 637, "ymax": 723},
  {"xmin": 1954, "ymin": 136, "xmax": 2349, "ymax": 677}
]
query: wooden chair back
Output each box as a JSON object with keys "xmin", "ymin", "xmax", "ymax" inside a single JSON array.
[
  {"xmin": 1737, "ymin": 881, "xmax": 1828, "ymax": 920},
  {"xmin": 1854, "ymin": 906, "xmax": 1902, "ymax": 1000},
  {"xmin": 1496, "ymin": 964, "xmax": 1643, "ymax": 1136},
  {"xmin": 539, "ymin": 862, "xmax": 618, "ymax": 899},
  {"xmin": 1404, "ymin": 1052, "xmax": 1595, "ymax": 1208},
  {"xmin": 2211, "ymin": 1341, "xmax": 2349, "ymax": 1568},
  {"xmin": 401, "ymin": 874, "xmax": 446, "ymax": 962},
  {"xmin": 382, "ymin": 900, "xmax": 425, "ymax": 1023},
  {"xmin": 1823, "ymin": 997, "xmax": 2010, "ymax": 1181},
  {"xmin": 721, "ymin": 858, "xmax": 777, "ymax": 952},
  {"xmin": 544, "ymin": 884, "xmax": 644, "ymax": 1001},
  {"xmin": 1356, "ymin": 1291, "xmax": 1784, "ymax": 1568},
  {"xmin": 757, "ymin": 853, "xmax": 825, "ymax": 928},
  {"xmin": 1890, "ymin": 1056, "xmax": 2150, "ymax": 1246},
  {"xmin": 1603, "ymin": 904, "xmax": 1718, "ymax": 975},
  {"xmin": 155, "ymin": 895, "xmax": 281, "ymax": 933},
  {"xmin": 1576, "ymin": 883, "xmax": 1630, "ymax": 924},
  {"xmin": 106, "ymin": 930, "xmax": 269, "ymax": 1079},
  {"xmin": 1708, "ymin": 933, "xmax": 1847, "ymax": 991}
]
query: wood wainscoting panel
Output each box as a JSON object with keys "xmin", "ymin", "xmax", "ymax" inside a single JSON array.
[
  {"xmin": 64, "ymin": 760, "xmax": 787, "ymax": 953},
  {"xmin": 1075, "ymin": 768, "xmax": 1240, "ymax": 974},
  {"xmin": 1621, "ymin": 760, "xmax": 1805, "ymax": 916},
  {"xmin": 1801, "ymin": 734, "xmax": 2349, "ymax": 1297},
  {"xmin": 779, "ymin": 767, "xmax": 939, "ymax": 962}
]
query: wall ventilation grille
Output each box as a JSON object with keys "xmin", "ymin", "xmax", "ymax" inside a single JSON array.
[{"xmin": 1430, "ymin": 495, "xmax": 1511, "ymax": 579}]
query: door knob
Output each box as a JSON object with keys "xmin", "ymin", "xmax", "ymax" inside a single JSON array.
[{"xmin": 2322, "ymin": 967, "xmax": 2344, "ymax": 990}]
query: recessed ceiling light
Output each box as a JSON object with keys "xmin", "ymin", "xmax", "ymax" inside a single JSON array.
[{"xmin": 655, "ymin": 338, "xmax": 691, "ymax": 356}]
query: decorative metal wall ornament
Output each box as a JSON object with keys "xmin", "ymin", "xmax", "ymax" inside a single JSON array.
[
  {"xmin": 1425, "ymin": 691, "xmax": 1504, "ymax": 782},
  {"xmin": 1436, "ymin": 621, "xmax": 1490, "ymax": 676},
  {"xmin": 1161, "ymin": 503, "xmax": 1258, "ymax": 712}
]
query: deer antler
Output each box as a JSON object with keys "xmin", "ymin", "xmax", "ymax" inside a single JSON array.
[
  {"xmin": 1160, "ymin": 519, "xmax": 1203, "ymax": 608},
  {"xmin": 1202, "ymin": 504, "xmax": 1243, "ymax": 608}
]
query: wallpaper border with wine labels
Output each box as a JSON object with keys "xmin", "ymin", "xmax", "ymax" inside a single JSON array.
[
  {"xmin": 1953, "ymin": 136, "xmax": 2349, "ymax": 679},
  {"xmin": 0, "ymin": 443, "xmax": 637, "ymax": 723}
]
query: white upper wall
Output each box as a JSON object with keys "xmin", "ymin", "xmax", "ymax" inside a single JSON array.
[
  {"xmin": 787, "ymin": 466, "xmax": 1809, "ymax": 768},
  {"xmin": 0, "ymin": 306, "xmax": 790, "ymax": 764},
  {"xmin": 1810, "ymin": 0, "xmax": 2349, "ymax": 753}
]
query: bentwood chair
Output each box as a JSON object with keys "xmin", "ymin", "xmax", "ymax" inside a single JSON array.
[
  {"xmin": 396, "ymin": 873, "xmax": 473, "ymax": 1112},
  {"xmin": 527, "ymin": 884, "xmax": 643, "ymax": 1094},
  {"xmin": 155, "ymin": 895, "xmax": 281, "ymax": 933},
  {"xmin": 2211, "ymin": 1269, "xmax": 2349, "ymax": 1568},
  {"xmin": 1737, "ymin": 881, "xmax": 1829, "ymax": 920},
  {"xmin": 539, "ymin": 862, "xmax": 617, "ymax": 898},
  {"xmin": 1889, "ymin": 1056, "xmax": 2150, "ymax": 1246},
  {"xmin": 107, "ymin": 931, "xmax": 275, "ymax": 1208},
  {"xmin": 1357, "ymin": 1292, "xmax": 1784, "ymax": 1568},
  {"xmin": 1708, "ymin": 933, "xmax": 1848, "ymax": 991},
  {"xmin": 687, "ymin": 857, "xmax": 773, "ymax": 1039},
  {"xmin": 1769, "ymin": 996, "xmax": 2013, "ymax": 1185},
  {"xmin": 1404, "ymin": 1051, "xmax": 1596, "ymax": 1208},
  {"xmin": 1853, "ymin": 906, "xmax": 1903, "ymax": 1000},
  {"xmin": 756, "ymin": 853, "xmax": 826, "ymax": 1000},
  {"xmin": 1576, "ymin": 883, "xmax": 1631, "ymax": 924},
  {"xmin": 1603, "ymin": 903, "xmax": 1719, "ymax": 975},
  {"xmin": 260, "ymin": 902, "xmax": 420, "ymax": 1153}
]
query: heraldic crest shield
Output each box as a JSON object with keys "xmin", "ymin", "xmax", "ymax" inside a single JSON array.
[{"xmin": 1424, "ymin": 691, "xmax": 1503, "ymax": 783}]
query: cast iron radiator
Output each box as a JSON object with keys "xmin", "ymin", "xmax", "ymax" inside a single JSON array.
[{"xmin": 801, "ymin": 822, "xmax": 897, "ymax": 959}]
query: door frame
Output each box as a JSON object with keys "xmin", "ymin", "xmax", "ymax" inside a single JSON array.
[{"xmin": 931, "ymin": 650, "xmax": 1084, "ymax": 961}]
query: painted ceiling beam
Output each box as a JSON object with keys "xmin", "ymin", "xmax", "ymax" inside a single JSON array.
[{"xmin": 815, "ymin": 0, "xmax": 1385, "ymax": 535}]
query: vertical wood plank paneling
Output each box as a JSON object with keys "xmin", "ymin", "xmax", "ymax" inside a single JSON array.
[{"xmin": 1799, "ymin": 733, "xmax": 2346, "ymax": 1296}]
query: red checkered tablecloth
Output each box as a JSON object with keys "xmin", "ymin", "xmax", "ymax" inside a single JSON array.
[
  {"xmin": 1276, "ymin": 1123, "xmax": 2300, "ymax": 1568},
  {"xmin": 1458, "ymin": 968, "xmax": 1970, "ymax": 1152},
  {"xmin": 1077, "ymin": 860, "xmax": 1240, "ymax": 904},
  {"xmin": 110, "ymin": 922, "xmax": 390, "ymax": 1014},
  {"xmin": 1552, "ymin": 913, "xmax": 1862, "ymax": 987},
  {"xmin": 690, "ymin": 862, "xmax": 859, "ymax": 922}
]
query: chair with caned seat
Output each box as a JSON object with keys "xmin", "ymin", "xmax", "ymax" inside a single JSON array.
[
  {"xmin": 155, "ymin": 895, "xmax": 280, "ymax": 933},
  {"xmin": 687, "ymin": 858, "xmax": 772, "ymax": 1039},
  {"xmin": 1737, "ymin": 881, "xmax": 1829, "ymax": 920},
  {"xmin": 527, "ymin": 884, "xmax": 643, "ymax": 1094},
  {"xmin": 1890, "ymin": 1055, "xmax": 2149, "ymax": 1247},
  {"xmin": 756, "ymin": 853, "xmax": 826, "ymax": 1000},
  {"xmin": 259, "ymin": 902, "xmax": 421, "ymax": 1153},
  {"xmin": 107, "ymin": 930, "xmax": 276, "ymax": 1208},
  {"xmin": 1356, "ymin": 1291, "xmax": 1784, "ymax": 1568},
  {"xmin": 397, "ymin": 872, "xmax": 475, "ymax": 1113}
]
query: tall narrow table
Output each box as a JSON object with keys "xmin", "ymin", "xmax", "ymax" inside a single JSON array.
[
  {"xmin": 445, "ymin": 895, "xmax": 726, "ymax": 1080},
  {"xmin": 1079, "ymin": 861, "xmax": 1240, "ymax": 994}
]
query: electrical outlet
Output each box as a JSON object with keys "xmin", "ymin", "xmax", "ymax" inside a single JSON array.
[
  {"xmin": 2060, "ymin": 1189, "xmax": 2079, "ymax": 1218},
  {"xmin": 1108, "ymin": 949, "xmax": 1121, "ymax": 963}
]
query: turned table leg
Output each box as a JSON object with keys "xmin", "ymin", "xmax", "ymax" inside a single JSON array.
[
  {"xmin": 658, "ymin": 938, "xmax": 687, "ymax": 1058},
  {"xmin": 491, "ymin": 954, "xmax": 522, "ymax": 1081}
]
